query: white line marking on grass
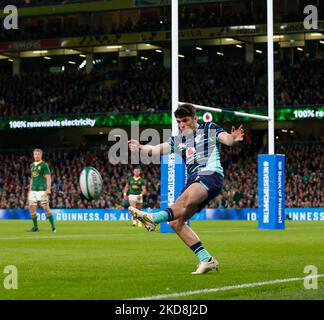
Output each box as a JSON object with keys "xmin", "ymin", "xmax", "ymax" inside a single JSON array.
[
  {"xmin": 130, "ymin": 274, "xmax": 324, "ymax": 300},
  {"xmin": 0, "ymin": 233, "xmax": 129, "ymax": 241}
]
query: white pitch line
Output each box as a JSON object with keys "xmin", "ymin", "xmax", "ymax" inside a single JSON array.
[
  {"xmin": 0, "ymin": 233, "xmax": 129, "ymax": 241},
  {"xmin": 131, "ymin": 274, "xmax": 324, "ymax": 300}
]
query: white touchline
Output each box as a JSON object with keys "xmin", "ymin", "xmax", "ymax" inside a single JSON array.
[
  {"xmin": 130, "ymin": 274, "xmax": 324, "ymax": 300},
  {"xmin": 0, "ymin": 233, "xmax": 129, "ymax": 241}
]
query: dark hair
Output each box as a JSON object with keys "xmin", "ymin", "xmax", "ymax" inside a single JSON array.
[{"xmin": 174, "ymin": 103, "xmax": 196, "ymax": 118}]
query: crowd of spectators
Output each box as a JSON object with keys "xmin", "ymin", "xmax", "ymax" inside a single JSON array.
[
  {"xmin": 82, "ymin": 64, "xmax": 170, "ymax": 114},
  {"xmin": 179, "ymin": 60, "xmax": 266, "ymax": 110},
  {"xmin": 275, "ymin": 60, "xmax": 324, "ymax": 106},
  {"xmin": 0, "ymin": 59, "xmax": 323, "ymax": 118},
  {"xmin": 0, "ymin": 147, "xmax": 161, "ymax": 210},
  {"xmin": 0, "ymin": 142, "xmax": 323, "ymax": 210},
  {"xmin": 0, "ymin": 72, "xmax": 93, "ymax": 118},
  {"xmin": 181, "ymin": 59, "xmax": 324, "ymax": 108},
  {"xmin": 209, "ymin": 142, "xmax": 324, "ymax": 209}
]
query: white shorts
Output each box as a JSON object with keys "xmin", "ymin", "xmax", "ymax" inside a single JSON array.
[
  {"xmin": 128, "ymin": 194, "xmax": 143, "ymax": 204},
  {"xmin": 28, "ymin": 191, "xmax": 49, "ymax": 206}
]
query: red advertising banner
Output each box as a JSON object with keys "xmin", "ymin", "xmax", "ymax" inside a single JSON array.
[{"xmin": 0, "ymin": 39, "xmax": 62, "ymax": 52}]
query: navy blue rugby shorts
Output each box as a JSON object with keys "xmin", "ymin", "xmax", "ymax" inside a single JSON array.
[{"xmin": 180, "ymin": 170, "xmax": 224, "ymax": 212}]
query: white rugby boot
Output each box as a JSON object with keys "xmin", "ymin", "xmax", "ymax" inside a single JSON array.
[
  {"xmin": 128, "ymin": 206, "xmax": 156, "ymax": 231},
  {"xmin": 191, "ymin": 258, "xmax": 219, "ymax": 275}
]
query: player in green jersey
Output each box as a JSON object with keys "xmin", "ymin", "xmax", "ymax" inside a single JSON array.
[
  {"xmin": 123, "ymin": 167, "xmax": 147, "ymax": 227},
  {"xmin": 28, "ymin": 149, "xmax": 56, "ymax": 232}
]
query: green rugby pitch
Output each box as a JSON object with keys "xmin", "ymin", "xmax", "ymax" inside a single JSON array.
[{"xmin": 0, "ymin": 220, "xmax": 323, "ymax": 300}]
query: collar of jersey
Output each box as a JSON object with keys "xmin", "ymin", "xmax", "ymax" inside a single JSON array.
[{"xmin": 34, "ymin": 160, "xmax": 43, "ymax": 165}]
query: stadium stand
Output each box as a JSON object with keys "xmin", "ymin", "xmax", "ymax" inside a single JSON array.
[
  {"xmin": 1, "ymin": 59, "xmax": 324, "ymax": 118},
  {"xmin": 0, "ymin": 0, "xmax": 322, "ymax": 213},
  {"xmin": 0, "ymin": 142, "xmax": 323, "ymax": 210}
]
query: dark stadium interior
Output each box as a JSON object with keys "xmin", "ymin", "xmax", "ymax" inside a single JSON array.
[
  {"xmin": 0, "ymin": 0, "xmax": 323, "ymax": 210},
  {"xmin": 1, "ymin": 0, "xmax": 323, "ymax": 41}
]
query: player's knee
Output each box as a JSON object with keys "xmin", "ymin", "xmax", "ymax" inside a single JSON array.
[
  {"xmin": 183, "ymin": 200, "xmax": 199, "ymax": 215},
  {"xmin": 169, "ymin": 219, "xmax": 185, "ymax": 232}
]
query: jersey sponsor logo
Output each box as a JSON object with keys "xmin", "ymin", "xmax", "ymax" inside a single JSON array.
[{"xmin": 186, "ymin": 147, "xmax": 196, "ymax": 158}]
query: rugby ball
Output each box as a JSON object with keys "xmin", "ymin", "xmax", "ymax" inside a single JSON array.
[{"xmin": 79, "ymin": 166, "xmax": 103, "ymax": 200}]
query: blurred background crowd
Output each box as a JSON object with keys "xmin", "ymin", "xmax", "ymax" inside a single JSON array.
[
  {"xmin": 0, "ymin": 141, "xmax": 323, "ymax": 210},
  {"xmin": 1, "ymin": 59, "xmax": 323, "ymax": 118}
]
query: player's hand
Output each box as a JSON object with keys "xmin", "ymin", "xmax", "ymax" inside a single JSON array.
[
  {"xmin": 128, "ymin": 139, "xmax": 140, "ymax": 151},
  {"xmin": 46, "ymin": 189, "xmax": 51, "ymax": 195},
  {"xmin": 231, "ymin": 125, "xmax": 244, "ymax": 142},
  {"xmin": 123, "ymin": 193, "xmax": 128, "ymax": 201}
]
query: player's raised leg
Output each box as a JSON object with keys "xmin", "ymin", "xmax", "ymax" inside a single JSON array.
[
  {"xmin": 129, "ymin": 182, "xmax": 219, "ymax": 274},
  {"xmin": 129, "ymin": 181, "xmax": 207, "ymax": 228}
]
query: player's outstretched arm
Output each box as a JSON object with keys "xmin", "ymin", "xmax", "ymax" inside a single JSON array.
[
  {"xmin": 218, "ymin": 125, "xmax": 244, "ymax": 146},
  {"xmin": 128, "ymin": 140, "xmax": 170, "ymax": 156}
]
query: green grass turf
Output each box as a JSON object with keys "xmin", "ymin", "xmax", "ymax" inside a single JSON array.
[{"xmin": 0, "ymin": 220, "xmax": 323, "ymax": 300}]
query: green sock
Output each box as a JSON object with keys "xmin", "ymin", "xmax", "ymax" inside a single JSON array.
[
  {"xmin": 47, "ymin": 215, "xmax": 55, "ymax": 229},
  {"xmin": 32, "ymin": 216, "xmax": 38, "ymax": 228}
]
